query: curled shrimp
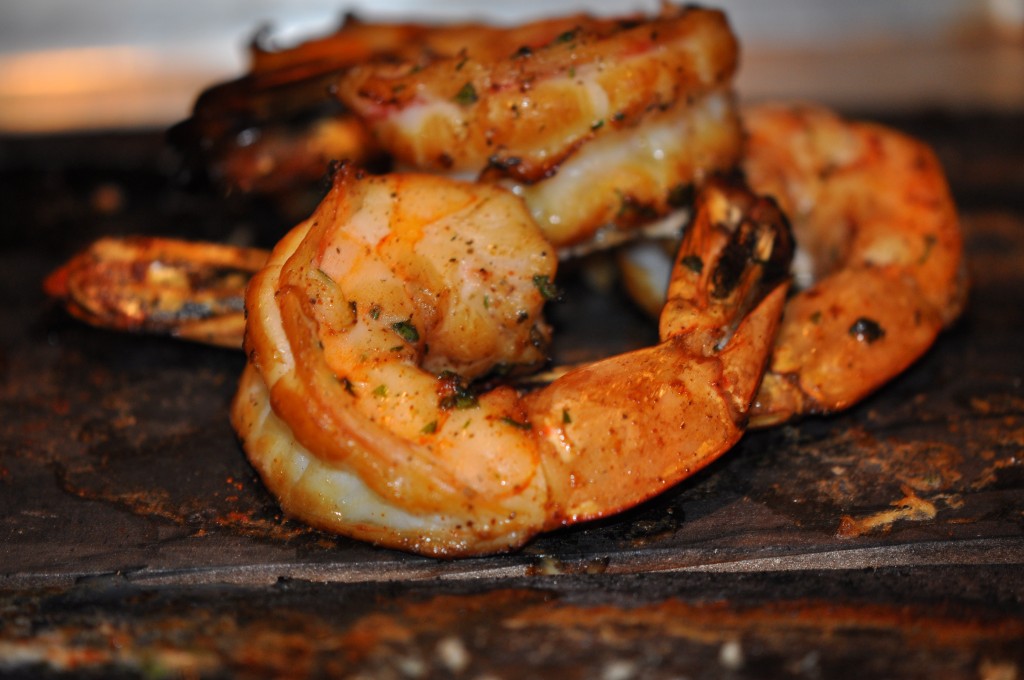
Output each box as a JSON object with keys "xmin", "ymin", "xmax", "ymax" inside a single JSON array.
[
  {"xmin": 336, "ymin": 5, "xmax": 743, "ymax": 250},
  {"xmin": 231, "ymin": 166, "xmax": 792, "ymax": 556},
  {"xmin": 620, "ymin": 103, "xmax": 966, "ymax": 426}
]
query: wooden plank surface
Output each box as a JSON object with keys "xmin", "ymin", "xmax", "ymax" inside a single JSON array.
[{"xmin": 1, "ymin": 111, "xmax": 1022, "ymax": 677}]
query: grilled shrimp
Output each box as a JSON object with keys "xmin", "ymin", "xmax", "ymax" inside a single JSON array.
[
  {"xmin": 173, "ymin": 6, "xmax": 741, "ymax": 243},
  {"xmin": 620, "ymin": 103, "xmax": 966, "ymax": 426},
  {"xmin": 49, "ymin": 5, "xmax": 743, "ymax": 350},
  {"xmin": 336, "ymin": 5, "xmax": 742, "ymax": 251},
  {"xmin": 231, "ymin": 166, "xmax": 792, "ymax": 556}
]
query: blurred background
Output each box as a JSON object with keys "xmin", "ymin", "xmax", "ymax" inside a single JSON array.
[{"xmin": 0, "ymin": 0, "xmax": 1022, "ymax": 133}]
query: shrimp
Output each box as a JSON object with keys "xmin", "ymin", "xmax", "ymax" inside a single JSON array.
[
  {"xmin": 230, "ymin": 166, "xmax": 792, "ymax": 556},
  {"xmin": 43, "ymin": 236, "xmax": 267, "ymax": 348},
  {"xmin": 619, "ymin": 103, "xmax": 966, "ymax": 426},
  {"xmin": 336, "ymin": 5, "xmax": 743, "ymax": 251}
]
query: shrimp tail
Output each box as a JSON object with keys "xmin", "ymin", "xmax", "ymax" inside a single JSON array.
[
  {"xmin": 685, "ymin": 178, "xmax": 795, "ymax": 418},
  {"xmin": 44, "ymin": 236, "xmax": 267, "ymax": 348},
  {"xmin": 663, "ymin": 176, "xmax": 794, "ymax": 348}
]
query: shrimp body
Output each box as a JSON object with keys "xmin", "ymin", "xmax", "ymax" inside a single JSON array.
[
  {"xmin": 336, "ymin": 5, "xmax": 742, "ymax": 250},
  {"xmin": 741, "ymin": 104, "xmax": 965, "ymax": 426},
  {"xmin": 232, "ymin": 168, "xmax": 792, "ymax": 556}
]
